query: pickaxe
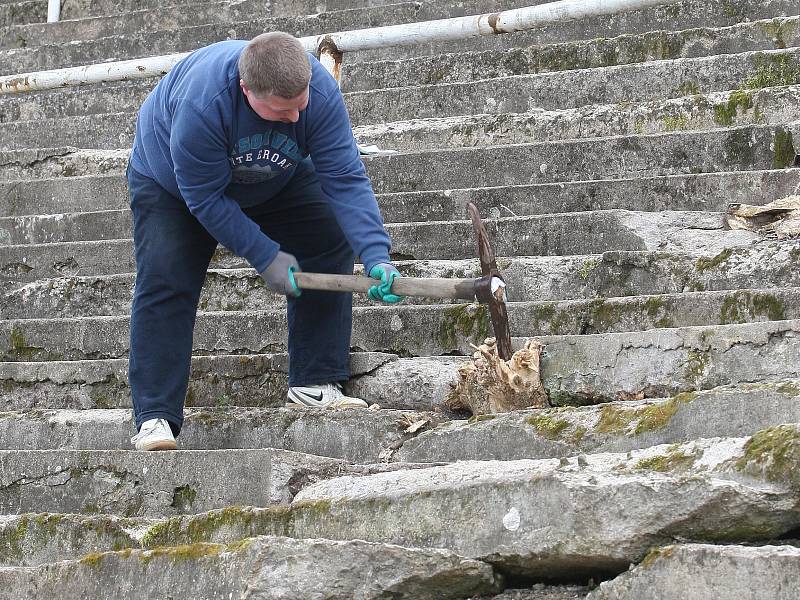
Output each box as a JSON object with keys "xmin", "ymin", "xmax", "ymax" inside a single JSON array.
[{"xmin": 292, "ymin": 202, "xmax": 513, "ymax": 359}]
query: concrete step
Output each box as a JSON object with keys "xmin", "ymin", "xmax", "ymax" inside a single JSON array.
[
  {"xmin": 0, "ymin": 3, "xmax": 430, "ymax": 75},
  {"xmin": 0, "ymin": 210, "xmax": 769, "ymax": 285},
  {"xmin": 1, "ymin": 287, "xmax": 797, "ymax": 360},
  {"xmin": 0, "ymin": 447, "xmax": 428, "ymax": 517},
  {"xmin": 590, "ymin": 544, "xmax": 800, "ymax": 600},
  {"xmin": 0, "ymin": 148, "xmax": 127, "ymax": 181},
  {"xmin": 0, "ymin": 534, "xmax": 501, "ymax": 600},
  {"xmin": 0, "ymin": 351, "xmax": 394, "ymax": 411},
  {"xmin": 7, "ymin": 81, "xmax": 800, "ymax": 152},
  {"xmin": 355, "ymin": 85, "xmax": 800, "ymax": 153},
  {"xmin": 347, "ymin": 48, "xmax": 800, "ymax": 125},
  {"xmin": 2, "ymin": 168, "xmax": 798, "ymax": 221},
  {"xmin": 3, "ymin": 46, "xmax": 800, "ymax": 131},
  {"xmin": 6, "ymin": 380, "xmax": 799, "ymax": 464},
  {"xmin": 0, "ymin": 406, "xmax": 444, "ymax": 462},
  {"xmin": 342, "ymin": 16, "xmax": 800, "ymax": 93},
  {"xmin": 349, "ymin": 320, "xmax": 800, "ymax": 409},
  {"xmin": 1, "ymin": 320, "xmax": 797, "ymax": 411},
  {"xmin": 393, "ymin": 379, "xmax": 800, "ymax": 462},
  {"xmin": 3, "ymin": 242, "xmax": 799, "ymax": 319}
]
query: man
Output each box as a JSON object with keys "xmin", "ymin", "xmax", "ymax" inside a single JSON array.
[{"xmin": 127, "ymin": 32, "xmax": 403, "ymax": 451}]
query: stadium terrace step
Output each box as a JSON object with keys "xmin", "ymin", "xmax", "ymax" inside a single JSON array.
[
  {"xmin": 2, "ymin": 169, "xmax": 798, "ymax": 222},
  {"xmin": 346, "ymin": 48, "xmax": 800, "ymax": 125},
  {"xmin": 0, "ymin": 351, "xmax": 394, "ymax": 411},
  {"xmin": 1, "ymin": 287, "xmax": 799, "ymax": 360},
  {"xmin": 0, "ymin": 447, "xmax": 431, "ymax": 517},
  {"xmin": 588, "ymin": 544, "xmax": 800, "ymax": 600},
  {"xmin": 1, "ymin": 320, "xmax": 796, "ymax": 412},
  {"xmin": 393, "ymin": 379, "xmax": 800, "ymax": 462},
  {"xmin": 3, "ymin": 242, "xmax": 800, "ymax": 319},
  {"xmin": 0, "ymin": 210, "xmax": 769, "ymax": 285},
  {"xmin": 350, "ymin": 320, "xmax": 800, "ymax": 409},
  {"xmin": 342, "ymin": 16, "xmax": 800, "ymax": 93},
  {"xmin": 0, "ymin": 3, "xmax": 425, "ymax": 74},
  {"xmin": 0, "ymin": 535, "xmax": 502, "ymax": 600},
  {"xmin": 0, "ymin": 147, "xmax": 128, "ymax": 181}
]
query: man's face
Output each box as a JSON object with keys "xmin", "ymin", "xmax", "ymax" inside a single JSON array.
[{"xmin": 240, "ymin": 80, "xmax": 309, "ymax": 123}]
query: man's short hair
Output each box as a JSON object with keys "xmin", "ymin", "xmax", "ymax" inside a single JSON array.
[{"xmin": 238, "ymin": 32, "xmax": 311, "ymax": 99}]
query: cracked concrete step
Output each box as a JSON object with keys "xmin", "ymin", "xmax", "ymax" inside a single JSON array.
[
  {"xmin": 2, "ymin": 287, "xmax": 799, "ymax": 360},
  {"xmin": 4, "ymin": 242, "xmax": 800, "ymax": 319},
  {"xmin": 394, "ymin": 379, "xmax": 800, "ymax": 462},
  {"xmin": 0, "ymin": 148, "xmax": 128, "ymax": 182},
  {"xmin": 0, "ymin": 2, "xmax": 425, "ymax": 75},
  {"xmin": 0, "ymin": 210, "xmax": 770, "ymax": 286},
  {"xmin": 8, "ymin": 81, "xmax": 800, "ymax": 152},
  {"xmin": 3, "ymin": 46, "xmax": 800, "ymax": 129},
  {"xmin": 4, "ymin": 426, "xmax": 800, "ymax": 572},
  {"xmin": 353, "ymin": 0, "xmax": 800, "ymax": 63},
  {"xmin": 2, "ymin": 168, "xmax": 798, "ymax": 222},
  {"xmin": 350, "ymin": 320, "xmax": 800, "ymax": 409},
  {"xmin": 0, "ymin": 407, "xmax": 444, "ymax": 460},
  {"xmin": 6, "ymin": 379, "xmax": 800, "ymax": 464},
  {"xmin": 0, "ymin": 448, "xmax": 429, "ymax": 517},
  {"xmin": 589, "ymin": 544, "xmax": 800, "ymax": 600},
  {"xmin": 342, "ymin": 16, "xmax": 800, "ymax": 93},
  {"xmin": 347, "ymin": 48, "xmax": 800, "ymax": 125},
  {"xmin": 1, "ymin": 320, "xmax": 797, "ymax": 411},
  {"xmin": 0, "ymin": 535, "xmax": 501, "ymax": 600},
  {"xmin": 115, "ymin": 427, "xmax": 800, "ymax": 580},
  {"xmin": 355, "ymin": 86, "xmax": 800, "ymax": 153},
  {"xmin": 0, "ymin": 0, "xmax": 425, "ymax": 50},
  {"xmin": 0, "ymin": 351, "xmax": 395, "ymax": 411}
]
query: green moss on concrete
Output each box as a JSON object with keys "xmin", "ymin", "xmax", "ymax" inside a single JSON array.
[
  {"xmin": 573, "ymin": 425, "xmax": 587, "ymax": 443},
  {"xmin": 695, "ymin": 248, "xmax": 733, "ymax": 273},
  {"xmin": 578, "ymin": 258, "xmax": 599, "ymax": 280},
  {"xmin": 633, "ymin": 396, "xmax": 687, "ymax": 435},
  {"xmin": 734, "ymin": 425, "xmax": 800, "ymax": 488},
  {"xmin": 595, "ymin": 404, "xmax": 636, "ymax": 434},
  {"xmin": 713, "ymin": 89, "xmax": 753, "ymax": 126},
  {"xmin": 723, "ymin": 127, "xmax": 757, "ymax": 166},
  {"xmin": 525, "ymin": 413, "xmax": 571, "ymax": 440},
  {"xmin": 640, "ymin": 545, "xmax": 675, "ymax": 569},
  {"xmin": 685, "ymin": 349, "xmax": 709, "ymax": 381},
  {"xmin": 467, "ymin": 414, "xmax": 496, "ymax": 425},
  {"xmin": 776, "ymin": 381, "xmax": 800, "ymax": 396},
  {"xmin": 438, "ymin": 303, "xmax": 490, "ymax": 350},
  {"xmin": 140, "ymin": 542, "xmax": 225, "ymax": 564},
  {"xmin": 171, "ymin": 485, "xmax": 197, "ymax": 511},
  {"xmin": 663, "ymin": 115, "xmax": 688, "ymax": 132},
  {"xmin": 721, "ymin": 291, "xmax": 786, "ymax": 324},
  {"xmin": 678, "ymin": 81, "xmax": 700, "ymax": 96},
  {"xmin": 772, "ymin": 129, "xmax": 796, "ymax": 169},
  {"xmin": 745, "ymin": 54, "xmax": 800, "ymax": 89},
  {"xmin": 634, "ymin": 445, "xmax": 696, "ymax": 472}
]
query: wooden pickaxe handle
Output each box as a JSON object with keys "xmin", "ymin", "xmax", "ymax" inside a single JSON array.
[{"xmin": 293, "ymin": 272, "xmax": 482, "ymax": 301}]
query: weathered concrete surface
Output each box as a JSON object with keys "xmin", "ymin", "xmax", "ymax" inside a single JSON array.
[
  {"xmin": 343, "ymin": 17, "xmax": 800, "ymax": 93},
  {"xmin": 394, "ymin": 380, "xmax": 800, "ymax": 462},
  {"xmin": 2, "ymin": 169, "xmax": 798, "ymax": 222},
  {"xmin": 0, "ymin": 535, "xmax": 501, "ymax": 600},
  {"xmin": 588, "ymin": 544, "xmax": 800, "ymax": 600},
  {"xmin": 0, "ymin": 512, "xmax": 150, "ymax": 567},
  {"xmin": 0, "ymin": 210, "xmax": 769, "ymax": 285},
  {"xmin": 347, "ymin": 48, "xmax": 800, "ymax": 125},
  {"xmin": 0, "ymin": 352, "xmax": 394, "ymax": 410},
  {"xmin": 144, "ymin": 428, "xmax": 800, "ymax": 580},
  {"xmin": 0, "ymin": 447, "xmax": 427, "ymax": 517},
  {"xmin": 0, "ymin": 147, "xmax": 127, "ymax": 181},
  {"xmin": 480, "ymin": 587, "xmax": 590, "ymax": 600},
  {"xmin": 355, "ymin": 86, "xmax": 800, "ymax": 153},
  {"xmin": 350, "ymin": 320, "xmax": 800, "ymax": 408},
  {"xmin": 0, "ymin": 407, "xmax": 444, "ymax": 463}
]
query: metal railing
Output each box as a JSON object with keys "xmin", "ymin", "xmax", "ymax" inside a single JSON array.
[{"xmin": 3, "ymin": 0, "xmax": 683, "ymax": 94}]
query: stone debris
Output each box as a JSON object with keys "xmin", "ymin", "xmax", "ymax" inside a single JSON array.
[
  {"xmin": 447, "ymin": 338, "xmax": 548, "ymax": 415},
  {"xmin": 726, "ymin": 195, "xmax": 800, "ymax": 238}
]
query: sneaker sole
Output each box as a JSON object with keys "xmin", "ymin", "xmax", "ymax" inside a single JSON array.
[{"xmin": 137, "ymin": 439, "xmax": 178, "ymax": 451}]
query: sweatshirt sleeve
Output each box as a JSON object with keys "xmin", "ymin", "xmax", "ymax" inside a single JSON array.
[
  {"xmin": 305, "ymin": 87, "xmax": 392, "ymax": 273},
  {"xmin": 170, "ymin": 102, "xmax": 280, "ymax": 273}
]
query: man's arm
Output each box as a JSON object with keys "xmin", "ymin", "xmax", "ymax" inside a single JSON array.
[
  {"xmin": 170, "ymin": 102, "xmax": 280, "ymax": 273},
  {"xmin": 304, "ymin": 87, "xmax": 392, "ymax": 274}
]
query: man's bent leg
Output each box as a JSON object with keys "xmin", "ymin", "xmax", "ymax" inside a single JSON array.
[
  {"xmin": 128, "ymin": 167, "xmax": 217, "ymax": 435},
  {"xmin": 245, "ymin": 161, "xmax": 354, "ymax": 387}
]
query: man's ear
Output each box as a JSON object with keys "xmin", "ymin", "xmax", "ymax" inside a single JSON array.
[{"xmin": 240, "ymin": 79, "xmax": 249, "ymax": 95}]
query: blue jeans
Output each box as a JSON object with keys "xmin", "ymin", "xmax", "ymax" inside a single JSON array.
[{"xmin": 127, "ymin": 160, "xmax": 354, "ymax": 435}]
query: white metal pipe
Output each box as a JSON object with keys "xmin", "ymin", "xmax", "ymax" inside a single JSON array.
[
  {"xmin": 1, "ymin": 0, "xmax": 684, "ymax": 94},
  {"xmin": 47, "ymin": 0, "xmax": 60, "ymax": 23}
]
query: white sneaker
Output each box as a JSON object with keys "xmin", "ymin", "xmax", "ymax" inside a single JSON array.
[
  {"xmin": 287, "ymin": 383, "xmax": 368, "ymax": 408},
  {"xmin": 131, "ymin": 418, "xmax": 177, "ymax": 451}
]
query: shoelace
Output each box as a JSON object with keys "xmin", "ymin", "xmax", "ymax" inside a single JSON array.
[{"xmin": 131, "ymin": 419, "xmax": 169, "ymax": 441}]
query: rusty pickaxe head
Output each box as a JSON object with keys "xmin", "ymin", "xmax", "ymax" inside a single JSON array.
[{"xmin": 467, "ymin": 202, "xmax": 513, "ymax": 360}]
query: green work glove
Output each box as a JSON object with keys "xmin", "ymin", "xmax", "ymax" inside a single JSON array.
[{"xmin": 368, "ymin": 263, "xmax": 404, "ymax": 304}]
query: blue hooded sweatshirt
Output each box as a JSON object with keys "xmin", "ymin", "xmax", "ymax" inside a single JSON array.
[{"xmin": 130, "ymin": 40, "xmax": 391, "ymax": 274}]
